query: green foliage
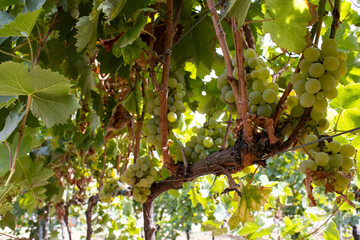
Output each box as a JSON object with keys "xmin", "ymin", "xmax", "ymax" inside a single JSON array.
[
  {"xmin": 0, "ymin": 8, "xmax": 41, "ymax": 37},
  {"xmin": 263, "ymin": 0, "xmax": 312, "ymax": 53}
]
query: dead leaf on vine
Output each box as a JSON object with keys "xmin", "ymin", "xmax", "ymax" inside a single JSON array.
[
  {"xmin": 135, "ymin": 52, "xmax": 147, "ymax": 70},
  {"xmin": 307, "ymin": 1, "xmax": 319, "ymax": 25},
  {"xmin": 99, "ymin": 34, "xmax": 123, "ymax": 52},
  {"xmin": 105, "ymin": 104, "xmax": 134, "ymax": 139},
  {"xmin": 303, "ymin": 173, "xmax": 316, "ymax": 207},
  {"xmin": 325, "ymin": 182, "xmax": 335, "ymax": 193}
]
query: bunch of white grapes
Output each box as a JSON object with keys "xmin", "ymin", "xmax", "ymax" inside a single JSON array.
[
  {"xmin": 99, "ymin": 169, "xmax": 123, "ymax": 203},
  {"xmin": 121, "ymin": 156, "xmax": 158, "ymax": 203},
  {"xmin": 290, "ymin": 39, "xmax": 347, "ymax": 120},
  {"xmin": 217, "ymin": 48, "xmax": 279, "ymax": 117},
  {"xmin": 298, "ymin": 134, "xmax": 355, "ymax": 193},
  {"xmin": 144, "ymin": 76, "xmax": 186, "ymax": 149},
  {"xmin": 183, "ymin": 118, "xmax": 235, "ymax": 163}
]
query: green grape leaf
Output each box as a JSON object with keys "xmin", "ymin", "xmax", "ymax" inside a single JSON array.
[
  {"xmin": 262, "ymin": 0, "xmax": 311, "ymax": 53},
  {"xmin": 228, "ymin": 185, "xmax": 272, "ymax": 230},
  {"xmin": 324, "ymin": 221, "xmax": 340, "ymax": 240},
  {"xmin": 0, "ymin": 62, "xmax": 79, "ymax": 127},
  {"xmin": 76, "ymin": 57, "xmax": 95, "ymax": 100},
  {"xmin": 0, "ymin": 0, "xmax": 20, "ymax": 8},
  {"xmin": 0, "ymin": 104, "xmax": 25, "ymax": 142},
  {"xmin": 329, "ymin": 84, "xmax": 360, "ymax": 131},
  {"xmin": 14, "ymin": 156, "xmax": 54, "ymax": 188},
  {"xmin": 75, "ymin": 11, "xmax": 100, "ymax": 56},
  {"xmin": 117, "ymin": 12, "xmax": 147, "ymax": 48},
  {"xmin": 98, "ymin": 0, "xmax": 127, "ymax": 21},
  {"xmin": 227, "ymin": 0, "xmax": 251, "ymax": 26},
  {"xmin": 0, "ymin": 8, "xmax": 41, "ymax": 37}
]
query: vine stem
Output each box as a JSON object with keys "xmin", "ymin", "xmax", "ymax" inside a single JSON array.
[
  {"xmin": 330, "ymin": 0, "xmax": 341, "ymax": 38},
  {"xmin": 206, "ymin": 0, "xmax": 242, "ymax": 117},
  {"xmin": 0, "ymin": 49, "xmax": 30, "ymax": 62},
  {"xmin": 5, "ymin": 95, "xmax": 32, "ymax": 186},
  {"xmin": 220, "ymin": 114, "xmax": 233, "ymax": 151},
  {"xmin": 233, "ymin": 22, "xmax": 252, "ymax": 141},
  {"xmin": 27, "ymin": 37, "xmax": 34, "ymax": 63}
]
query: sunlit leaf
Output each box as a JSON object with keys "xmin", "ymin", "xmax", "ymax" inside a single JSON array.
[{"xmin": 0, "ymin": 8, "xmax": 41, "ymax": 37}]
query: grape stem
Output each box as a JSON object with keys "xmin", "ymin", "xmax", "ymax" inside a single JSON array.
[
  {"xmin": 233, "ymin": 21, "xmax": 253, "ymax": 142},
  {"xmin": 330, "ymin": 0, "xmax": 341, "ymax": 38},
  {"xmin": 206, "ymin": 0, "xmax": 242, "ymax": 118},
  {"xmin": 220, "ymin": 114, "xmax": 233, "ymax": 151}
]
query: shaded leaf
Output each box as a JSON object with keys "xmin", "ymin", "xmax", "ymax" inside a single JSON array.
[
  {"xmin": 324, "ymin": 221, "xmax": 340, "ymax": 240},
  {"xmin": 98, "ymin": 0, "xmax": 127, "ymax": 21},
  {"xmin": 0, "ymin": 62, "xmax": 79, "ymax": 127},
  {"xmin": 0, "ymin": 8, "xmax": 41, "ymax": 37},
  {"xmin": 0, "ymin": 104, "xmax": 25, "ymax": 142},
  {"xmin": 0, "ymin": 0, "xmax": 20, "ymax": 8},
  {"xmin": 330, "ymin": 83, "xmax": 360, "ymax": 131},
  {"xmin": 75, "ymin": 11, "xmax": 100, "ymax": 56},
  {"xmin": 0, "ymin": 96, "xmax": 16, "ymax": 109},
  {"xmin": 227, "ymin": 0, "xmax": 251, "ymax": 27},
  {"xmin": 118, "ymin": 12, "xmax": 147, "ymax": 48},
  {"xmin": 263, "ymin": 0, "xmax": 311, "ymax": 53}
]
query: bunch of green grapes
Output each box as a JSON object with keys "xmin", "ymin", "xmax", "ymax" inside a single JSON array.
[
  {"xmin": 298, "ymin": 134, "xmax": 355, "ymax": 193},
  {"xmin": 121, "ymin": 155, "xmax": 158, "ymax": 203},
  {"xmin": 218, "ymin": 48, "xmax": 278, "ymax": 117},
  {"xmin": 183, "ymin": 118, "xmax": 235, "ymax": 163},
  {"xmin": 292, "ymin": 39, "xmax": 346, "ymax": 110},
  {"xmin": 144, "ymin": 76, "xmax": 186, "ymax": 149},
  {"xmin": 99, "ymin": 178, "xmax": 122, "ymax": 203}
]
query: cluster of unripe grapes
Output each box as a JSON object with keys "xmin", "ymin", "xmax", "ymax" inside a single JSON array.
[
  {"xmin": 182, "ymin": 118, "xmax": 235, "ymax": 163},
  {"xmin": 217, "ymin": 48, "xmax": 279, "ymax": 117},
  {"xmin": 298, "ymin": 134, "xmax": 355, "ymax": 193},
  {"xmin": 144, "ymin": 76, "xmax": 186, "ymax": 149},
  {"xmin": 121, "ymin": 156, "xmax": 158, "ymax": 203},
  {"xmin": 289, "ymin": 38, "xmax": 346, "ymax": 120},
  {"xmin": 99, "ymin": 169, "xmax": 122, "ymax": 203}
]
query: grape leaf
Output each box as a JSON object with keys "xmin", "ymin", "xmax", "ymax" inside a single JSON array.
[
  {"xmin": 0, "ymin": 104, "xmax": 25, "ymax": 142},
  {"xmin": 0, "ymin": 8, "xmax": 41, "ymax": 37},
  {"xmin": 228, "ymin": 185, "xmax": 272, "ymax": 230},
  {"xmin": 0, "ymin": 0, "xmax": 20, "ymax": 8},
  {"xmin": 329, "ymin": 84, "xmax": 360, "ymax": 131},
  {"xmin": 117, "ymin": 12, "xmax": 147, "ymax": 48},
  {"xmin": 23, "ymin": 0, "xmax": 46, "ymax": 12},
  {"xmin": 324, "ymin": 221, "xmax": 340, "ymax": 240},
  {"xmin": 227, "ymin": 0, "xmax": 251, "ymax": 27},
  {"xmin": 0, "ymin": 96, "xmax": 16, "ymax": 109},
  {"xmin": 262, "ymin": 0, "xmax": 311, "ymax": 53},
  {"xmin": 98, "ymin": 0, "xmax": 127, "ymax": 21},
  {"xmin": 75, "ymin": 11, "xmax": 100, "ymax": 56},
  {"xmin": 0, "ymin": 62, "xmax": 79, "ymax": 127}
]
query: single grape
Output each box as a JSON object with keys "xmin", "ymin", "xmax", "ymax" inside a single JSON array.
[
  {"xmin": 316, "ymin": 92, "xmax": 324, "ymax": 100},
  {"xmin": 221, "ymin": 85, "xmax": 232, "ymax": 94},
  {"xmin": 315, "ymin": 152, "xmax": 329, "ymax": 166},
  {"xmin": 217, "ymin": 71, "xmax": 228, "ymax": 90},
  {"xmin": 338, "ymin": 58, "xmax": 347, "ymax": 76},
  {"xmin": 168, "ymin": 78, "xmax": 178, "ymax": 88},
  {"xmin": 334, "ymin": 172, "xmax": 349, "ymax": 187},
  {"xmin": 321, "ymin": 38, "xmax": 337, "ymax": 49},
  {"xmin": 176, "ymin": 83, "xmax": 184, "ymax": 91},
  {"xmin": 305, "ymin": 78, "xmax": 321, "ymax": 94},
  {"xmin": 340, "ymin": 144, "xmax": 355, "ymax": 157},
  {"xmin": 262, "ymin": 89, "xmax": 277, "ymax": 103},
  {"xmin": 154, "ymin": 107, "xmax": 161, "ymax": 116},
  {"xmin": 323, "ymin": 88, "xmax": 338, "ymax": 99},
  {"xmin": 321, "ymin": 45, "xmax": 338, "ymax": 58},
  {"xmin": 225, "ymin": 90, "xmax": 235, "ymax": 103},
  {"xmin": 319, "ymin": 74, "xmax": 335, "ymax": 91},
  {"xmin": 136, "ymin": 170, "xmax": 144, "ymax": 178},
  {"xmin": 215, "ymin": 138, "xmax": 223, "ymax": 146},
  {"xmin": 300, "ymin": 92, "xmax": 316, "ymax": 108},
  {"xmin": 248, "ymin": 58, "xmax": 258, "ymax": 69},
  {"xmin": 304, "ymin": 47, "xmax": 320, "ymax": 62},
  {"xmin": 290, "ymin": 73, "xmax": 303, "ymax": 84},
  {"xmin": 299, "ymin": 160, "xmax": 318, "ymax": 174},
  {"xmin": 309, "ymin": 63, "xmax": 325, "ymax": 78},
  {"xmin": 174, "ymin": 92, "xmax": 183, "ymax": 101},
  {"xmin": 341, "ymin": 157, "xmax": 353, "ymax": 171},
  {"xmin": 311, "ymin": 109, "xmax": 325, "ymax": 121},
  {"xmin": 203, "ymin": 137, "xmax": 214, "ymax": 148},
  {"xmin": 287, "ymin": 95, "xmax": 299, "ymax": 108},
  {"xmin": 196, "ymin": 135, "xmax": 205, "ymax": 144},
  {"xmin": 323, "ymin": 56, "xmax": 339, "ymax": 71},
  {"xmin": 304, "ymin": 134, "xmax": 318, "ymax": 148},
  {"xmin": 244, "ymin": 48, "xmax": 257, "ymax": 58},
  {"xmin": 293, "ymin": 79, "xmax": 307, "ymax": 96},
  {"xmin": 328, "ymin": 141, "xmax": 341, "ymax": 153},
  {"xmin": 257, "ymin": 104, "xmax": 272, "ymax": 117},
  {"xmin": 196, "ymin": 127, "xmax": 206, "ymax": 136},
  {"xmin": 328, "ymin": 154, "xmax": 343, "ymax": 168},
  {"xmin": 266, "ymin": 82, "xmax": 279, "ymax": 93},
  {"xmin": 194, "ymin": 144, "xmax": 203, "ymax": 153},
  {"xmin": 173, "ymin": 100, "xmax": 183, "ymax": 110},
  {"xmin": 313, "ymin": 178, "xmax": 326, "ymax": 186},
  {"xmin": 291, "ymin": 105, "xmax": 304, "ymax": 117},
  {"xmin": 299, "ymin": 59, "xmax": 312, "ymax": 73},
  {"xmin": 167, "ymin": 112, "xmax": 177, "ymax": 122},
  {"xmin": 249, "ymin": 91, "xmax": 262, "ymax": 105},
  {"xmin": 250, "ymin": 104, "xmax": 257, "ymax": 113},
  {"xmin": 257, "ymin": 67, "xmax": 270, "ymax": 80},
  {"xmin": 337, "ymin": 51, "xmax": 347, "ymax": 60},
  {"xmin": 313, "ymin": 98, "xmax": 328, "ymax": 112},
  {"xmin": 252, "ymin": 79, "xmax": 266, "ymax": 92}
]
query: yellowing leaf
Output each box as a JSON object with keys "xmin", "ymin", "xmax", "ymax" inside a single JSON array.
[
  {"xmin": 228, "ymin": 185, "xmax": 272, "ymax": 230},
  {"xmin": 263, "ymin": 0, "xmax": 311, "ymax": 53}
]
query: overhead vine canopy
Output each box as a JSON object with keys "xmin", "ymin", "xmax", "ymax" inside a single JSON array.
[{"xmin": 0, "ymin": 0, "xmax": 360, "ymax": 239}]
